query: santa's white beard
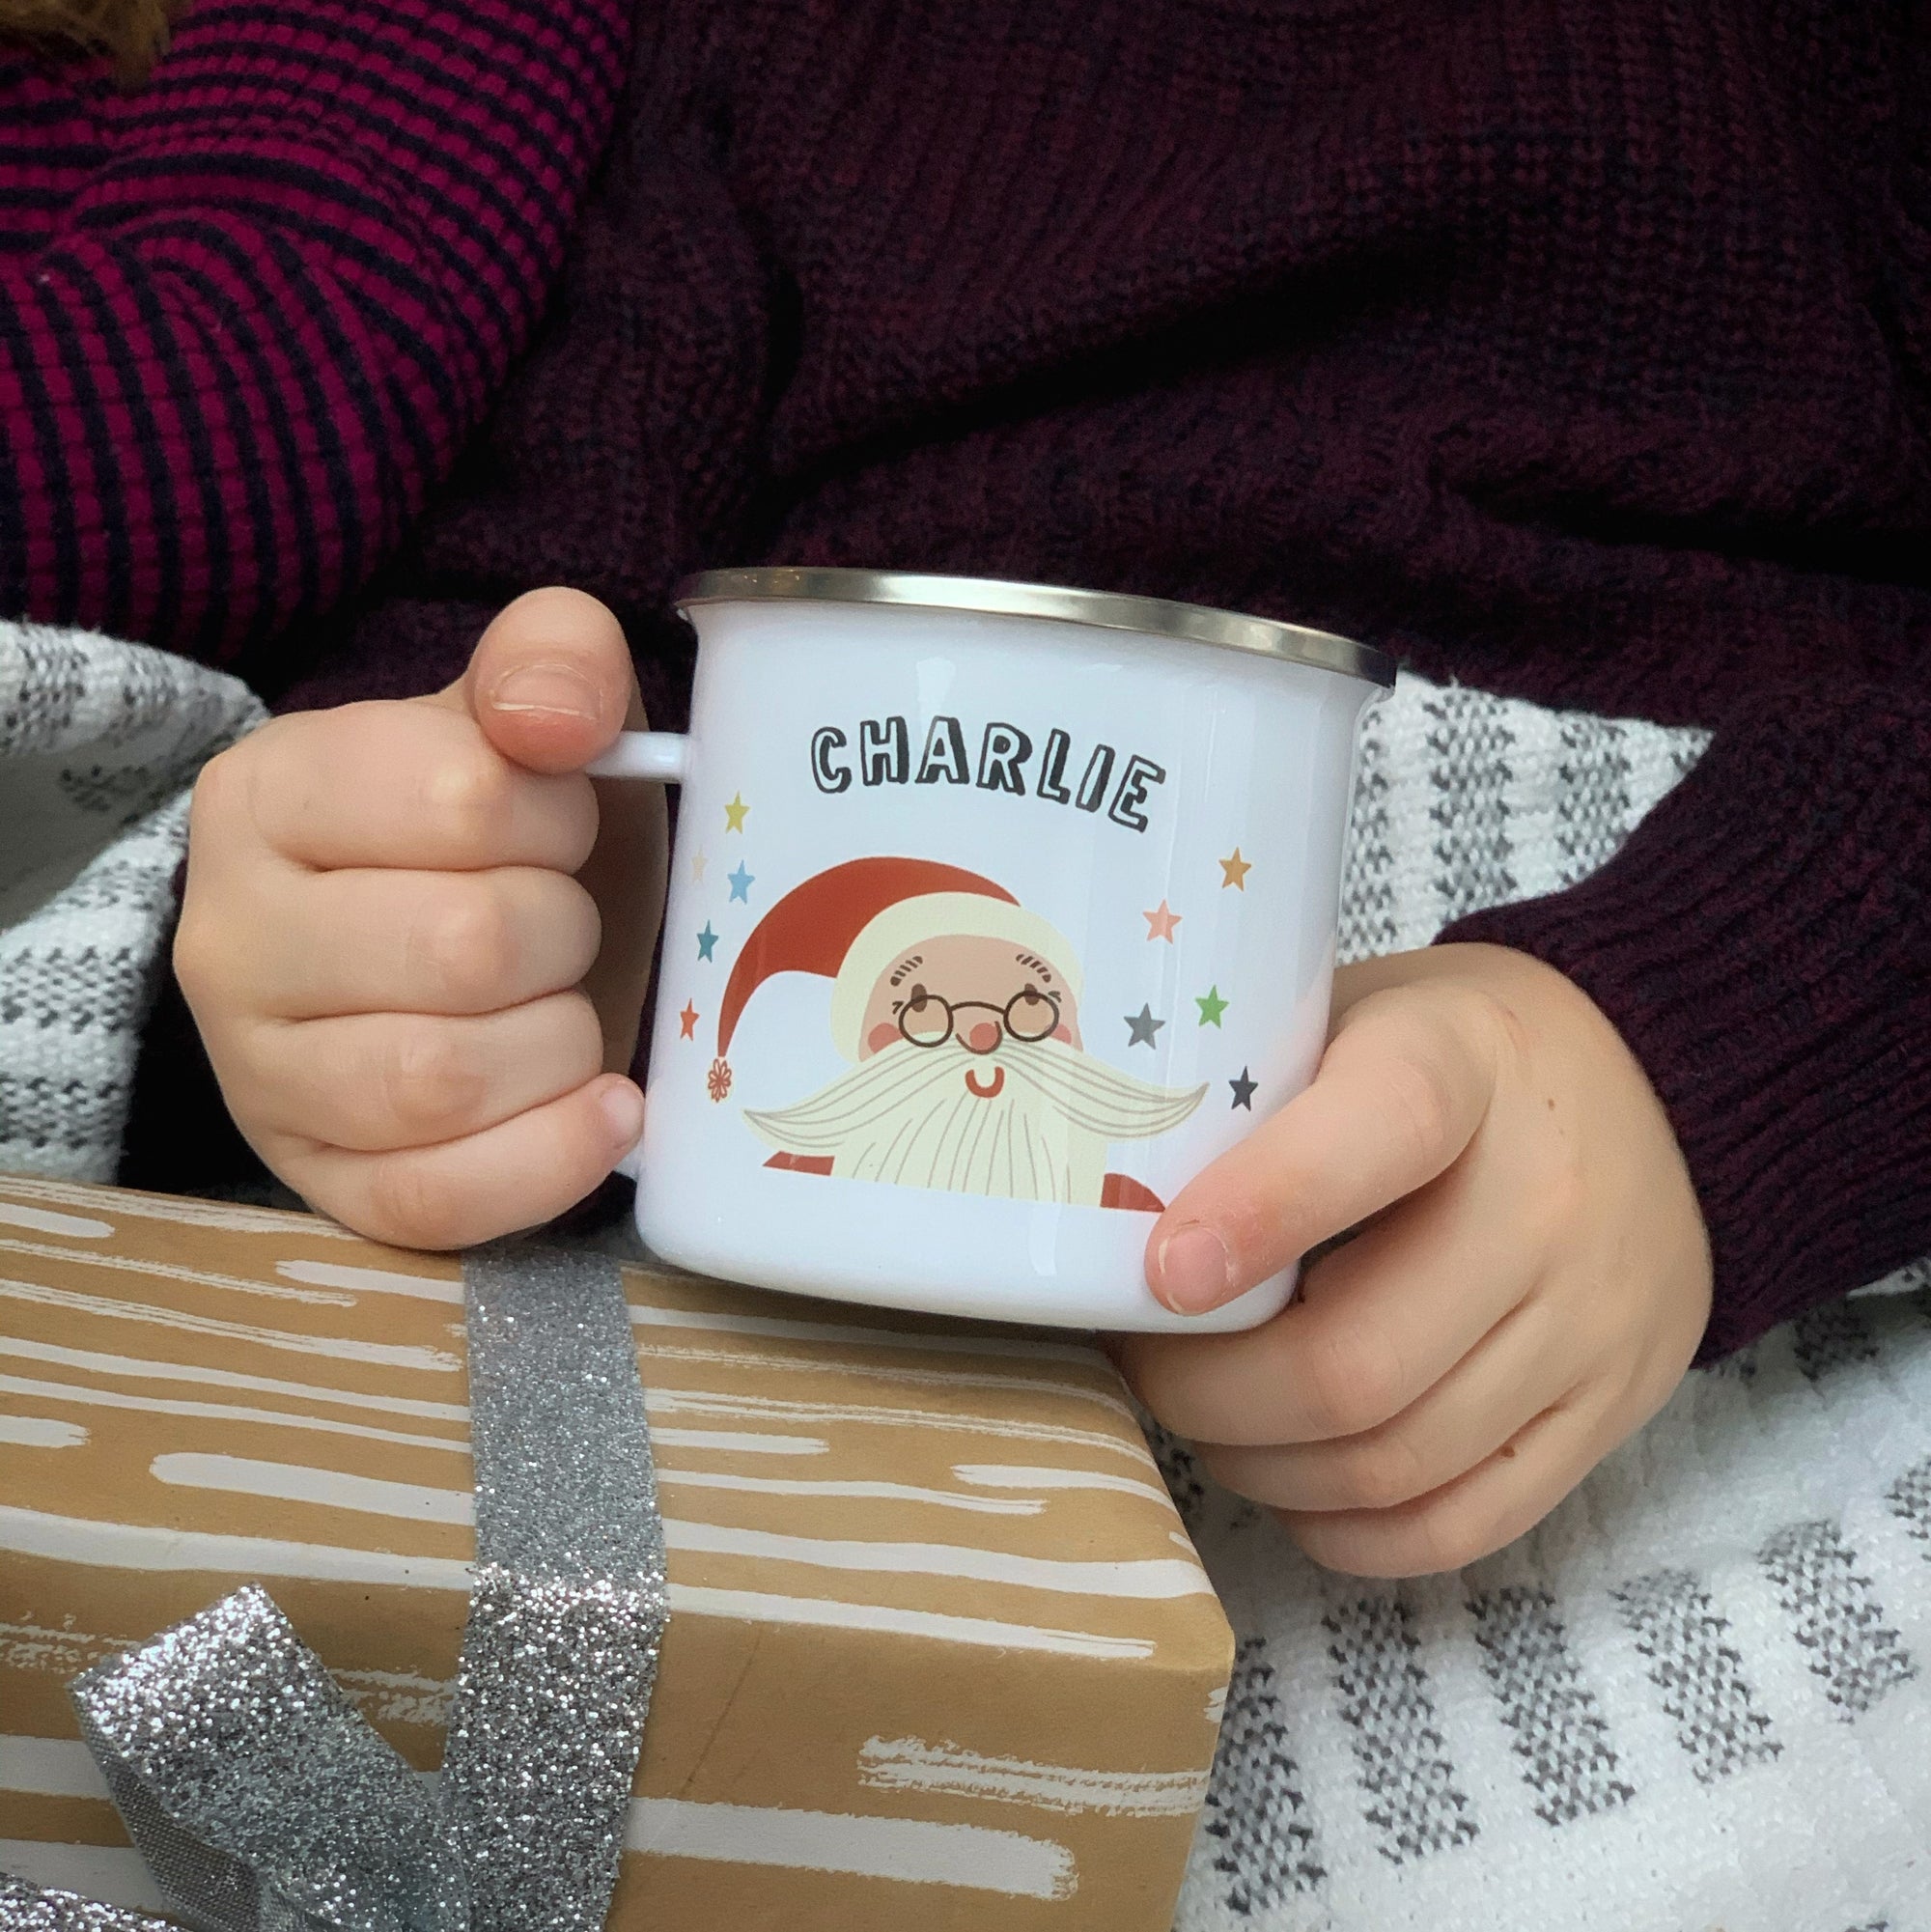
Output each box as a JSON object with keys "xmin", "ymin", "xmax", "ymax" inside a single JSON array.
[{"xmin": 742, "ymin": 1038, "xmax": 1206, "ymax": 1205}]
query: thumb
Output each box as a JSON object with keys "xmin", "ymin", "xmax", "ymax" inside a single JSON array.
[
  {"xmin": 434, "ymin": 586, "xmax": 641, "ymax": 773},
  {"xmin": 1144, "ymin": 979, "xmax": 1497, "ymax": 1314}
]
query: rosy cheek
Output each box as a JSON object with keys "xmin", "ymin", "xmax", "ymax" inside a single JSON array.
[
  {"xmin": 865, "ymin": 1022, "xmax": 900, "ymax": 1055},
  {"xmin": 1052, "ymin": 1023, "xmax": 1073, "ymax": 1043}
]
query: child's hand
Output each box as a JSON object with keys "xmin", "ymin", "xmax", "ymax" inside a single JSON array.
[
  {"xmin": 175, "ymin": 588, "xmax": 665, "ymax": 1248},
  {"xmin": 1116, "ymin": 943, "xmax": 1713, "ymax": 1577}
]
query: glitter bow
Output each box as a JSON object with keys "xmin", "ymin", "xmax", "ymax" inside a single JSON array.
[{"xmin": 0, "ymin": 1247, "xmax": 669, "ymax": 1932}]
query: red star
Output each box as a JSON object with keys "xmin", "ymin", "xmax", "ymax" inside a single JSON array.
[
  {"xmin": 678, "ymin": 1000, "xmax": 699, "ymax": 1040},
  {"xmin": 1143, "ymin": 900, "xmax": 1182, "ymax": 942}
]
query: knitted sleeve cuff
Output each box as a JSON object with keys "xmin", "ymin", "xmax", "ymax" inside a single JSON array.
[{"xmin": 1437, "ymin": 682, "xmax": 1931, "ymax": 1361}]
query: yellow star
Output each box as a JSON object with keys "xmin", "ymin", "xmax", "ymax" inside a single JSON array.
[
  {"xmin": 1218, "ymin": 848, "xmax": 1251, "ymax": 890},
  {"xmin": 690, "ymin": 847, "xmax": 707, "ymax": 882},
  {"xmin": 724, "ymin": 793, "xmax": 749, "ymax": 832}
]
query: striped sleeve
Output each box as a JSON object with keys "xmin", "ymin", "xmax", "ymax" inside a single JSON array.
[{"xmin": 0, "ymin": 0, "xmax": 632, "ymax": 661}]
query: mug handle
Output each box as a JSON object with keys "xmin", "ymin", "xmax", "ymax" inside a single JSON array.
[
  {"xmin": 585, "ymin": 731, "xmax": 691, "ymax": 782},
  {"xmin": 583, "ymin": 731, "xmax": 692, "ymax": 1184}
]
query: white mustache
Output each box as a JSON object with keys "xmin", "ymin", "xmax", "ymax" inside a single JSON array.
[{"xmin": 744, "ymin": 1037, "xmax": 1204, "ymax": 1150}]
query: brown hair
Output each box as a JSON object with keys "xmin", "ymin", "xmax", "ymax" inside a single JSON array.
[{"xmin": 1, "ymin": 0, "xmax": 186, "ymax": 81}]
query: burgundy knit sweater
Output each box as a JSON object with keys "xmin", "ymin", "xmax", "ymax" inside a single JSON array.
[
  {"xmin": 0, "ymin": 0, "xmax": 631, "ymax": 657},
  {"xmin": 63, "ymin": 3, "xmax": 1931, "ymax": 1358}
]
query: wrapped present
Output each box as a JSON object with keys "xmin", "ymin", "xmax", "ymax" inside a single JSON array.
[{"xmin": 0, "ymin": 1176, "xmax": 1229, "ymax": 1931}]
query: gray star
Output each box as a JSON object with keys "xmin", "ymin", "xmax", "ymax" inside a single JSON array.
[{"xmin": 1125, "ymin": 1003, "xmax": 1164, "ymax": 1049}]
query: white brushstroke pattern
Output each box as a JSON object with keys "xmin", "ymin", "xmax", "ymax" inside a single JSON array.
[
  {"xmin": 0, "ymin": 1176, "xmax": 352, "ymax": 1239},
  {"xmin": 1, "ymin": 1373, "xmax": 468, "ymax": 1454},
  {"xmin": 954, "ymin": 1463, "xmax": 1177, "ymax": 1506},
  {"xmin": 0, "ymin": 1204, "xmax": 111, "ymax": 1239},
  {"xmin": 0, "ymin": 1335, "xmax": 469, "ymax": 1421},
  {"xmin": 145, "ymin": 1455, "xmax": 1208, "ymax": 1597},
  {"xmin": 857, "ymin": 1736, "xmax": 1210, "ymax": 1816},
  {"xmin": 645, "ymin": 1387, "xmax": 1152, "ymax": 1462},
  {"xmin": 0, "ymin": 1842, "xmax": 171, "ymax": 1917},
  {"xmin": 1204, "ymin": 1686, "xmax": 1227, "ymax": 1724},
  {"xmin": 648, "ymin": 1427, "xmax": 828, "ymax": 1456},
  {"xmin": 0, "ymin": 1502, "xmax": 474, "ymax": 1590},
  {"xmin": 0, "ymin": 1802, "xmax": 1076, "ymax": 1905},
  {"xmin": 626, "ymin": 1797, "xmax": 1076, "ymax": 1900},
  {"xmin": 0, "ymin": 1414, "xmax": 87, "ymax": 1449},
  {"xmin": 152, "ymin": 1453, "xmax": 469, "ymax": 1524},
  {"xmin": 0, "ymin": 1237, "xmax": 351, "ymax": 1306},
  {"xmin": 0, "ymin": 1506, "xmax": 1155, "ymax": 1657},
  {"xmin": 660, "ymin": 1470, "xmax": 1039, "ymax": 1514},
  {"xmin": 626, "ymin": 1338, "xmax": 1132, "ymax": 1417},
  {"xmin": 0, "ymin": 1735, "xmax": 105, "ymax": 1799},
  {"xmin": 663, "ymin": 1520, "xmax": 1212, "ymax": 1598},
  {"xmin": 0, "ymin": 1277, "xmax": 458, "ymax": 1373},
  {"xmin": 276, "ymin": 1260, "xmax": 461, "ymax": 1303}
]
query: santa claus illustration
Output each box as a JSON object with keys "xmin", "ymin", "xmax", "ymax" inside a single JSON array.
[{"xmin": 709, "ymin": 857, "xmax": 1206, "ymax": 1210}]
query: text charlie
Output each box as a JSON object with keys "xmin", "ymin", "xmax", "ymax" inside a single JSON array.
[{"xmin": 810, "ymin": 716, "xmax": 1166, "ymax": 832}]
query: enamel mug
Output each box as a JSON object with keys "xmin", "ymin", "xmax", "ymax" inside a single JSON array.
[{"xmin": 589, "ymin": 569, "xmax": 1393, "ymax": 1330}]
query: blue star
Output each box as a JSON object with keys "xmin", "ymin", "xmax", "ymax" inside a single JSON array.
[
  {"xmin": 1229, "ymin": 1067, "xmax": 1258, "ymax": 1110},
  {"xmin": 727, "ymin": 862, "xmax": 754, "ymax": 903},
  {"xmin": 696, "ymin": 922, "xmax": 718, "ymax": 962}
]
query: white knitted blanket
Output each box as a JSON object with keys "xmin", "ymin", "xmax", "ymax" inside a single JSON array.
[{"xmin": 2, "ymin": 619, "xmax": 1927, "ymax": 1930}]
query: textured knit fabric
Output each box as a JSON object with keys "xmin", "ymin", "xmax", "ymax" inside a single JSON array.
[
  {"xmin": 0, "ymin": 619, "xmax": 260, "ymax": 1177},
  {"xmin": 0, "ymin": 0, "xmax": 632, "ymax": 661},
  {"xmin": 229, "ymin": 0, "xmax": 1929, "ymax": 1360},
  {"xmin": 1168, "ymin": 1274, "xmax": 1931, "ymax": 1932}
]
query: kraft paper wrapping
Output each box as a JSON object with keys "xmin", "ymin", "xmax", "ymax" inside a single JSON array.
[{"xmin": 0, "ymin": 1176, "xmax": 1231, "ymax": 1932}]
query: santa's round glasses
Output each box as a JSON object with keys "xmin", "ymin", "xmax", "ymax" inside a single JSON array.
[{"xmin": 897, "ymin": 984, "xmax": 1060, "ymax": 1050}]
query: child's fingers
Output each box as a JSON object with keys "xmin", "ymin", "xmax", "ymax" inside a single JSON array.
[
  {"xmin": 199, "ymin": 702, "xmax": 599, "ymax": 874},
  {"xmin": 285, "ymin": 1075, "xmax": 646, "ymax": 1252},
  {"xmin": 446, "ymin": 586, "xmax": 641, "ymax": 775},
  {"xmin": 1120, "ymin": 1148, "xmax": 1536, "ymax": 1444},
  {"xmin": 1195, "ymin": 1294, "xmax": 1565, "ymax": 1512},
  {"xmin": 235, "ymin": 994, "xmax": 604, "ymax": 1153},
  {"xmin": 237, "ymin": 866, "xmax": 601, "ymax": 1020},
  {"xmin": 1145, "ymin": 981, "xmax": 1500, "ymax": 1314},
  {"xmin": 1273, "ymin": 1388, "xmax": 1617, "ymax": 1578}
]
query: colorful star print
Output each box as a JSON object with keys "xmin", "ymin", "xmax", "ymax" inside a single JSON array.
[
  {"xmin": 1142, "ymin": 900, "xmax": 1182, "ymax": 942},
  {"xmin": 696, "ymin": 922, "xmax": 718, "ymax": 962},
  {"xmin": 727, "ymin": 861, "xmax": 754, "ymax": 902},
  {"xmin": 691, "ymin": 847, "xmax": 707, "ymax": 882},
  {"xmin": 1125, "ymin": 1004, "xmax": 1164, "ymax": 1049},
  {"xmin": 1195, "ymin": 985, "xmax": 1228, "ymax": 1026},
  {"xmin": 724, "ymin": 793, "xmax": 750, "ymax": 832},
  {"xmin": 1229, "ymin": 1067, "xmax": 1257, "ymax": 1109},
  {"xmin": 1218, "ymin": 848, "xmax": 1251, "ymax": 889},
  {"xmin": 678, "ymin": 1000, "xmax": 700, "ymax": 1040}
]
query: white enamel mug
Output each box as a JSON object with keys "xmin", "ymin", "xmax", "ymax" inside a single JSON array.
[{"xmin": 588, "ymin": 569, "xmax": 1393, "ymax": 1331}]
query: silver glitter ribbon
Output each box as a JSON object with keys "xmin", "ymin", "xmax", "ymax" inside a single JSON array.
[{"xmin": 0, "ymin": 1247, "xmax": 668, "ymax": 1932}]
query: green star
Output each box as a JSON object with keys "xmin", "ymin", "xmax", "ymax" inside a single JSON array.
[{"xmin": 1195, "ymin": 986, "xmax": 1228, "ymax": 1027}]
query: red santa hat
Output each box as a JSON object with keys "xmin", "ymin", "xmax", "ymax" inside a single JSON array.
[{"xmin": 714, "ymin": 856, "xmax": 1081, "ymax": 1071}]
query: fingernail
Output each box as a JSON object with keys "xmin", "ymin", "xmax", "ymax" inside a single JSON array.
[
  {"xmin": 596, "ymin": 1078, "xmax": 645, "ymax": 1147},
  {"xmin": 488, "ymin": 661, "xmax": 605, "ymax": 722},
  {"xmin": 1155, "ymin": 1224, "xmax": 1234, "ymax": 1313}
]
